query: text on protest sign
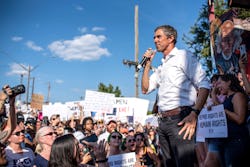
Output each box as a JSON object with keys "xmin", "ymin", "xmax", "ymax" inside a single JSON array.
[
  {"xmin": 196, "ymin": 104, "xmax": 228, "ymax": 139},
  {"xmin": 108, "ymin": 152, "xmax": 136, "ymax": 167}
]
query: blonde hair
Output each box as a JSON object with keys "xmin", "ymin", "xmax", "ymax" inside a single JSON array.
[{"xmin": 35, "ymin": 126, "xmax": 53, "ymax": 150}]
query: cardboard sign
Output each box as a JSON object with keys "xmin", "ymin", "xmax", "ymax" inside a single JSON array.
[
  {"xmin": 30, "ymin": 94, "xmax": 44, "ymax": 110},
  {"xmin": 196, "ymin": 104, "xmax": 228, "ymax": 141}
]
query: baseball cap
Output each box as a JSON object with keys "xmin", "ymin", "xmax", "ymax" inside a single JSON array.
[
  {"xmin": 105, "ymin": 117, "xmax": 117, "ymax": 125},
  {"xmin": 128, "ymin": 127, "xmax": 134, "ymax": 132}
]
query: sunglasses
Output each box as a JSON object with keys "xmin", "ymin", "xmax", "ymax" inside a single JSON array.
[
  {"xmin": 111, "ymin": 135, "xmax": 122, "ymax": 140},
  {"xmin": 128, "ymin": 139, "xmax": 136, "ymax": 143},
  {"xmin": 44, "ymin": 132, "xmax": 57, "ymax": 136},
  {"xmin": 12, "ymin": 130, "xmax": 25, "ymax": 136},
  {"xmin": 136, "ymin": 138, "xmax": 144, "ymax": 142}
]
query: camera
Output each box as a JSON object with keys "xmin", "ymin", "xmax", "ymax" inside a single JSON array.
[{"xmin": 10, "ymin": 84, "xmax": 25, "ymax": 96}]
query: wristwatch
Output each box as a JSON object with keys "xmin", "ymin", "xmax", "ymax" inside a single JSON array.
[{"xmin": 191, "ymin": 108, "xmax": 200, "ymax": 115}]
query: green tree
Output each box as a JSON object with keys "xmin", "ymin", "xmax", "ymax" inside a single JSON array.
[
  {"xmin": 98, "ymin": 82, "xmax": 122, "ymax": 97},
  {"xmin": 182, "ymin": 0, "xmax": 250, "ymax": 77}
]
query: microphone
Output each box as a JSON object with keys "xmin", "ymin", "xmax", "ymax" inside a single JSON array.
[
  {"xmin": 137, "ymin": 49, "xmax": 155, "ymax": 71},
  {"xmin": 137, "ymin": 56, "xmax": 149, "ymax": 70}
]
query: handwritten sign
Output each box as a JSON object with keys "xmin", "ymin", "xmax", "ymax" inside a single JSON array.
[
  {"xmin": 108, "ymin": 152, "xmax": 136, "ymax": 167},
  {"xmin": 30, "ymin": 94, "xmax": 44, "ymax": 110},
  {"xmin": 196, "ymin": 104, "xmax": 228, "ymax": 141},
  {"xmin": 84, "ymin": 90, "xmax": 115, "ymax": 114}
]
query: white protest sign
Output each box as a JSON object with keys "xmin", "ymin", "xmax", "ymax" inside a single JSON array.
[
  {"xmin": 113, "ymin": 97, "xmax": 149, "ymax": 125},
  {"xmin": 145, "ymin": 114, "xmax": 158, "ymax": 127},
  {"xmin": 108, "ymin": 152, "xmax": 136, "ymax": 167},
  {"xmin": 84, "ymin": 90, "xmax": 115, "ymax": 114},
  {"xmin": 196, "ymin": 104, "xmax": 228, "ymax": 140}
]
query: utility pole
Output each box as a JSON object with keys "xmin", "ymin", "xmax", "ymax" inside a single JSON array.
[
  {"xmin": 26, "ymin": 65, "xmax": 31, "ymax": 106},
  {"xmin": 47, "ymin": 82, "xmax": 50, "ymax": 103},
  {"xmin": 31, "ymin": 77, "xmax": 35, "ymax": 96},
  {"xmin": 134, "ymin": 5, "xmax": 139, "ymax": 98},
  {"xmin": 18, "ymin": 64, "xmax": 40, "ymax": 107},
  {"xmin": 123, "ymin": 5, "xmax": 140, "ymax": 98}
]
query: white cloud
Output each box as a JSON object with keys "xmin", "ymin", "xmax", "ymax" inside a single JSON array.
[
  {"xmin": 26, "ymin": 41, "xmax": 44, "ymax": 51},
  {"xmin": 75, "ymin": 5, "xmax": 83, "ymax": 11},
  {"xmin": 78, "ymin": 27, "xmax": 88, "ymax": 34},
  {"xmin": 11, "ymin": 36, "xmax": 23, "ymax": 42},
  {"xmin": 92, "ymin": 27, "xmax": 105, "ymax": 32},
  {"xmin": 55, "ymin": 79, "xmax": 64, "ymax": 84},
  {"xmin": 48, "ymin": 34, "xmax": 111, "ymax": 61},
  {"xmin": 6, "ymin": 63, "xmax": 29, "ymax": 76}
]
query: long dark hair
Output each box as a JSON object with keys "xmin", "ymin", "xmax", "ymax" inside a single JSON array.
[
  {"xmin": 219, "ymin": 74, "xmax": 246, "ymax": 95},
  {"xmin": 134, "ymin": 132, "xmax": 150, "ymax": 147},
  {"xmin": 48, "ymin": 134, "xmax": 79, "ymax": 167},
  {"xmin": 82, "ymin": 117, "xmax": 94, "ymax": 130}
]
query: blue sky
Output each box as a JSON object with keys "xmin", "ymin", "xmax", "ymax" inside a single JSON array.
[{"xmin": 0, "ymin": 0, "xmax": 206, "ymax": 108}]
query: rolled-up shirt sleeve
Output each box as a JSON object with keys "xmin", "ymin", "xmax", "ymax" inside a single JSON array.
[{"xmin": 186, "ymin": 51, "xmax": 210, "ymax": 90}]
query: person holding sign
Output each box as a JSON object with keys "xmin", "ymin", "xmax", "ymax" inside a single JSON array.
[
  {"xmin": 205, "ymin": 74, "xmax": 249, "ymax": 167},
  {"xmin": 141, "ymin": 25, "xmax": 210, "ymax": 167}
]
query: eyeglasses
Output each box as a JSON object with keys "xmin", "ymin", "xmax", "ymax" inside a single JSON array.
[
  {"xmin": 111, "ymin": 135, "xmax": 122, "ymax": 140},
  {"xmin": 12, "ymin": 130, "xmax": 25, "ymax": 136},
  {"xmin": 128, "ymin": 139, "xmax": 136, "ymax": 143},
  {"xmin": 136, "ymin": 138, "xmax": 144, "ymax": 142},
  {"xmin": 43, "ymin": 132, "xmax": 57, "ymax": 136}
]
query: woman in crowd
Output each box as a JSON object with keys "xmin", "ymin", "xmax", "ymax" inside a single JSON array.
[
  {"xmin": 66, "ymin": 117, "xmax": 80, "ymax": 133},
  {"xmin": 122, "ymin": 134, "xmax": 136, "ymax": 153},
  {"xmin": 82, "ymin": 117, "xmax": 95, "ymax": 137},
  {"xmin": 107, "ymin": 130, "xmax": 123, "ymax": 156},
  {"xmin": 135, "ymin": 132, "xmax": 161, "ymax": 167},
  {"xmin": 147, "ymin": 128, "xmax": 158, "ymax": 154},
  {"xmin": 32, "ymin": 126, "xmax": 57, "ymax": 167},
  {"xmin": 55, "ymin": 121, "xmax": 66, "ymax": 137},
  {"xmin": 48, "ymin": 134, "xmax": 108, "ymax": 167},
  {"xmin": 49, "ymin": 114, "xmax": 60, "ymax": 128},
  {"xmin": 205, "ymin": 74, "xmax": 249, "ymax": 167}
]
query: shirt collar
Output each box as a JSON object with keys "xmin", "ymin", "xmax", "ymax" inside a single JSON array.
[{"xmin": 161, "ymin": 47, "xmax": 178, "ymax": 63}]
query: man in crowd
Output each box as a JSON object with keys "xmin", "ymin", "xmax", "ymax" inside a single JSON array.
[{"xmin": 141, "ymin": 25, "xmax": 210, "ymax": 167}]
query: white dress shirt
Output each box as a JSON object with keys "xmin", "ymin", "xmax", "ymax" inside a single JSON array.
[{"xmin": 147, "ymin": 47, "xmax": 210, "ymax": 112}]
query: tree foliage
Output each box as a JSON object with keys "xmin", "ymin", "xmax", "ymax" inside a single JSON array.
[
  {"xmin": 182, "ymin": 0, "xmax": 250, "ymax": 77},
  {"xmin": 98, "ymin": 82, "xmax": 122, "ymax": 97}
]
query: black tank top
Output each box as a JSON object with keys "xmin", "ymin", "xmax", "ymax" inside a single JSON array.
[{"xmin": 223, "ymin": 93, "xmax": 248, "ymax": 138}]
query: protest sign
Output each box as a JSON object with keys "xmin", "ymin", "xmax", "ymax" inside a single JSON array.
[
  {"xmin": 196, "ymin": 104, "xmax": 228, "ymax": 141},
  {"xmin": 108, "ymin": 152, "xmax": 136, "ymax": 167},
  {"xmin": 31, "ymin": 93, "xmax": 44, "ymax": 110},
  {"xmin": 84, "ymin": 90, "xmax": 115, "ymax": 114}
]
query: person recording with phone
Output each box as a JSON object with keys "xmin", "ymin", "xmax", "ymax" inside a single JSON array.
[{"xmin": 141, "ymin": 25, "xmax": 210, "ymax": 167}]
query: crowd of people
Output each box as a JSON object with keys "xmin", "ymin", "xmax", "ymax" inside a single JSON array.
[
  {"xmin": 0, "ymin": 24, "xmax": 249, "ymax": 167},
  {"xmin": 0, "ymin": 97, "xmax": 161, "ymax": 167}
]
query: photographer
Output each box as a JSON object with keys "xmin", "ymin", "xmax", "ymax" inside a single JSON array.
[
  {"xmin": 0, "ymin": 85, "xmax": 17, "ymax": 143},
  {"xmin": 0, "ymin": 84, "xmax": 20, "ymax": 166}
]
